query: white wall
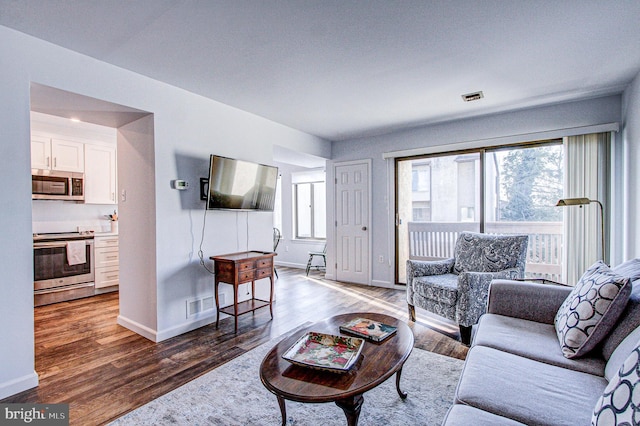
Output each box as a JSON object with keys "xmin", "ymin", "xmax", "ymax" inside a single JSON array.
[
  {"xmin": 117, "ymin": 115, "xmax": 158, "ymax": 338},
  {"xmin": 0, "ymin": 25, "xmax": 330, "ymax": 398},
  {"xmin": 622, "ymin": 71, "xmax": 640, "ymax": 259},
  {"xmin": 328, "ymin": 95, "xmax": 625, "ymax": 287}
]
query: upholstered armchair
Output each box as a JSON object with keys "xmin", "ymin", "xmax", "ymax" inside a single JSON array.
[{"xmin": 406, "ymin": 231, "xmax": 528, "ymax": 344}]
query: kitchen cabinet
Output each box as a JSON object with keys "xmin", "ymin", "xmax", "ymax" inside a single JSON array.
[
  {"xmin": 30, "ymin": 135, "xmax": 51, "ymax": 170},
  {"xmin": 94, "ymin": 235, "xmax": 119, "ymax": 289},
  {"xmin": 31, "ymin": 136, "xmax": 84, "ymax": 172},
  {"xmin": 84, "ymin": 145, "xmax": 117, "ymax": 204}
]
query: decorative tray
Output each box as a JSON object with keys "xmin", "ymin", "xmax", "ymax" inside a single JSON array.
[{"xmin": 282, "ymin": 331, "xmax": 364, "ymax": 373}]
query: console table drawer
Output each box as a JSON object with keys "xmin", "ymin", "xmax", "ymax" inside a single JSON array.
[
  {"xmin": 238, "ymin": 270, "xmax": 256, "ymax": 283},
  {"xmin": 256, "ymin": 258, "xmax": 272, "ymax": 269},
  {"xmin": 255, "ymin": 268, "xmax": 272, "ymax": 279},
  {"xmin": 238, "ymin": 261, "xmax": 255, "ymax": 272}
]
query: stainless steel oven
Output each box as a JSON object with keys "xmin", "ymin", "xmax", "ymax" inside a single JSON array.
[{"xmin": 33, "ymin": 232, "xmax": 95, "ymax": 306}]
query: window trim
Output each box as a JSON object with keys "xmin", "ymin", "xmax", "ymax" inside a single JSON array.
[{"xmin": 293, "ymin": 180, "xmax": 326, "ymax": 240}]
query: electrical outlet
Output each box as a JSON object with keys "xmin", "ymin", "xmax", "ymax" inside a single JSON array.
[
  {"xmin": 378, "ymin": 255, "xmax": 384, "ymax": 263},
  {"xmin": 285, "ymin": 246, "xmax": 289, "ymax": 252}
]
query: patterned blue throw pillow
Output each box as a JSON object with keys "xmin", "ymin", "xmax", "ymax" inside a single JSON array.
[
  {"xmin": 592, "ymin": 344, "xmax": 640, "ymax": 425},
  {"xmin": 555, "ymin": 261, "xmax": 631, "ymax": 359}
]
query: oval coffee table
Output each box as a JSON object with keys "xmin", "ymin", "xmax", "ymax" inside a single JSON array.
[{"xmin": 260, "ymin": 313, "xmax": 414, "ymax": 426}]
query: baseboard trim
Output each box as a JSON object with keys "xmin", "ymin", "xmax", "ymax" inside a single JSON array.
[
  {"xmin": 117, "ymin": 315, "xmax": 158, "ymax": 342},
  {"xmin": 0, "ymin": 371, "xmax": 39, "ymax": 400},
  {"xmin": 155, "ymin": 312, "xmax": 219, "ymax": 342},
  {"xmin": 274, "ymin": 261, "xmax": 305, "ymax": 269},
  {"xmin": 371, "ymin": 279, "xmax": 394, "ymax": 288}
]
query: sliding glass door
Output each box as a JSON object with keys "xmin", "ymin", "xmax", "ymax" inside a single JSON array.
[
  {"xmin": 396, "ymin": 141, "xmax": 564, "ymax": 284},
  {"xmin": 484, "ymin": 143, "xmax": 563, "ymax": 281},
  {"xmin": 396, "ymin": 152, "xmax": 480, "ymax": 283}
]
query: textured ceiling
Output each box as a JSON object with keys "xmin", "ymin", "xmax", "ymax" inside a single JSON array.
[{"xmin": 2, "ymin": 0, "xmax": 640, "ymax": 141}]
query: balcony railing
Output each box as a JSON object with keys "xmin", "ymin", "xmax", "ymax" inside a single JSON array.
[{"xmin": 407, "ymin": 221, "xmax": 563, "ymax": 282}]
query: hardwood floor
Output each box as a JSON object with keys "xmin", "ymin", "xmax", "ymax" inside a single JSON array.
[{"xmin": 2, "ymin": 267, "xmax": 467, "ymax": 425}]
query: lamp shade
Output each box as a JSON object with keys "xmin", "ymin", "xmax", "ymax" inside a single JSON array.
[{"xmin": 556, "ymin": 197, "xmax": 591, "ymax": 207}]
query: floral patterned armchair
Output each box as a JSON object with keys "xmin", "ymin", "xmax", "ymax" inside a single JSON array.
[{"xmin": 406, "ymin": 231, "xmax": 528, "ymax": 344}]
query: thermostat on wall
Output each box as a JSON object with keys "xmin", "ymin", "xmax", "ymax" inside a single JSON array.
[{"xmin": 171, "ymin": 179, "xmax": 189, "ymax": 190}]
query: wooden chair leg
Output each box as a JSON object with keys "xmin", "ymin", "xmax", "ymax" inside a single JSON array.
[{"xmin": 408, "ymin": 304, "xmax": 416, "ymax": 322}]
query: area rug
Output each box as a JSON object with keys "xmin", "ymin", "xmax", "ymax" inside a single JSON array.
[{"xmin": 109, "ymin": 339, "xmax": 463, "ymax": 426}]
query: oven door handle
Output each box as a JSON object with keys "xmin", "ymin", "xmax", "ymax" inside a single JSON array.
[{"xmin": 34, "ymin": 241, "xmax": 90, "ymax": 249}]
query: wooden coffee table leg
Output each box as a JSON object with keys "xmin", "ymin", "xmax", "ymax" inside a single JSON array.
[
  {"xmin": 276, "ymin": 395, "xmax": 287, "ymax": 426},
  {"xmin": 396, "ymin": 366, "xmax": 408, "ymax": 399},
  {"xmin": 335, "ymin": 394, "xmax": 364, "ymax": 426}
]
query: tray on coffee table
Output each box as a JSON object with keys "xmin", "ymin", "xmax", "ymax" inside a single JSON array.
[{"xmin": 281, "ymin": 331, "xmax": 364, "ymax": 373}]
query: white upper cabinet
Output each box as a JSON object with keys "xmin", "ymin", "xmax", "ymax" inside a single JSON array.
[
  {"xmin": 84, "ymin": 145, "xmax": 117, "ymax": 205},
  {"xmin": 31, "ymin": 137, "xmax": 84, "ymax": 172},
  {"xmin": 51, "ymin": 139, "xmax": 84, "ymax": 172},
  {"xmin": 31, "ymin": 135, "xmax": 51, "ymax": 170}
]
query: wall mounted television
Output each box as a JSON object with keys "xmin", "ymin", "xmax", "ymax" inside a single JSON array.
[{"xmin": 204, "ymin": 155, "xmax": 278, "ymax": 211}]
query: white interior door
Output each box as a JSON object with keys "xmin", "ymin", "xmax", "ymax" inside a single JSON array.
[{"xmin": 335, "ymin": 161, "xmax": 370, "ymax": 284}]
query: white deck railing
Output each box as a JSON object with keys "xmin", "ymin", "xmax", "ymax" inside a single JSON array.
[{"xmin": 407, "ymin": 221, "xmax": 563, "ymax": 281}]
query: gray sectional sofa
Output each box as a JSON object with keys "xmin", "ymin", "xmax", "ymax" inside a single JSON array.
[{"xmin": 443, "ymin": 261, "xmax": 640, "ymax": 426}]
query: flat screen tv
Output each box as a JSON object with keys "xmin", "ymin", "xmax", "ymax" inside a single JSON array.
[{"xmin": 206, "ymin": 155, "xmax": 278, "ymax": 211}]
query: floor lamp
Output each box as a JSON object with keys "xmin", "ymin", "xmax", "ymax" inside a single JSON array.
[{"xmin": 556, "ymin": 197, "xmax": 605, "ymax": 263}]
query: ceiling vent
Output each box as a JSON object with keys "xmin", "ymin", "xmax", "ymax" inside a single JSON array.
[{"xmin": 461, "ymin": 91, "xmax": 484, "ymax": 102}]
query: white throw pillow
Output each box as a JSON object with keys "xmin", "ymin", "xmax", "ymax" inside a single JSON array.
[
  {"xmin": 555, "ymin": 261, "xmax": 631, "ymax": 358},
  {"xmin": 592, "ymin": 343, "xmax": 640, "ymax": 425}
]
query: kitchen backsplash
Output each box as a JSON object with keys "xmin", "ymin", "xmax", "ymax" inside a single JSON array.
[{"xmin": 32, "ymin": 200, "xmax": 118, "ymax": 234}]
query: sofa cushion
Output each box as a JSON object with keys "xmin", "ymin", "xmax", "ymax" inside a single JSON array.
[
  {"xmin": 412, "ymin": 292, "xmax": 457, "ymax": 321},
  {"xmin": 554, "ymin": 261, "xmax": 631, "ymax": 358},
  {"xmin": 613, "ymin": 258, "xmax": 640, "ymax": 281},
  {"xmin": 593, "ymin": 342, "xmax": 640, "ymax": 425},
  {"xmin": 473, "ymin": 314, "xmax": 605, "ymax": 376},
  {"xmin": 605, "ymin": 325, "xmax": 640, "ymax": 381},
  {"xmin": 443, "ymin": 404, "xmax": 526, "ymax": 426},
  {"xmin": 453, "ymin": 232, "xmax": 528, "ymax": 274},
  {"xmin": 412, "ymin": 273, "xmax": 458, "ymax": 305},
  {"xmin": 455, "ymin": 346, "xmax": 607, "ymax": 426},
  {"xmin": 601, "ymin": 280, "xmax": 640, "ymax": 361},
  {"xmin": 600, "ymin": 260, "xmax": 640, "ymax": 360},
  {"xmin": 487, "ymin": 279, "xmax": 572, "ymax": 323}
]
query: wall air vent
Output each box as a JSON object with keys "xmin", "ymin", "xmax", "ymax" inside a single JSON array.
[{"xmin": 461, "ymin": 91, "xmax": 484, "ymax": 102}]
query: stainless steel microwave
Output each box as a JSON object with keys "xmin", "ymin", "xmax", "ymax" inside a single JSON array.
[{"xmin": 32, "ymin": 169, "xmax": 84, "ymax": 201}]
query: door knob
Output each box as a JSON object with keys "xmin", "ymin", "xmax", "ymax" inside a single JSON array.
[{"xmin": 362, "ymin": 226, "xmax": 367, "ymax": 231}]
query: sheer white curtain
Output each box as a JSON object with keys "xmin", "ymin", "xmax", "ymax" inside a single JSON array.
[{"xmin": 563, "ymin": 133, "xmax": 610, "ymax": 285}]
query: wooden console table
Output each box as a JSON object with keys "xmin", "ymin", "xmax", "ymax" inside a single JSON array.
[{"xmin": 210, "ymin": 251, "xmax": 276, "ymax": 333}]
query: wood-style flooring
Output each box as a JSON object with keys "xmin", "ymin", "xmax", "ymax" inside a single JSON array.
[{"xmin": 2, "ymin": 267, "xmax": 467, "ymax": 425}]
